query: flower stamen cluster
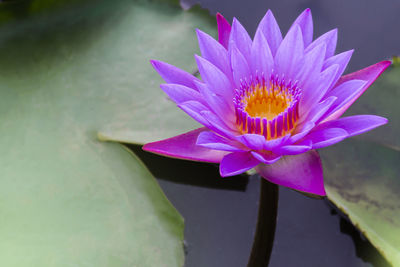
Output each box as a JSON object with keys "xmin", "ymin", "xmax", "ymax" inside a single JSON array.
[{"xmin": 234, "ymin": 74, "xmax": 301, "ymax": 140}]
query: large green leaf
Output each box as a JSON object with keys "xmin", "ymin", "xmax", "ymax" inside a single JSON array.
[
  {"xmin": 322, "ymin": 140, "xmax": 400, "ymax": 266},
  {"xmin": 0, "ymin": 0, "xmax": 205, "ymax": 265}
]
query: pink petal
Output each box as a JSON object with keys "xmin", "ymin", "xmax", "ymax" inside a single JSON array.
[
  {"xmin": 150, "ymin": 60, "xmax": 199, "ymax": 89},
  {"xmin": 256, "ymin": 10, "xmax": 282, "ymax": 56},
  {"xmin": 220, "ymin": 152, "xmax": 260, "ymax": 176},
  {"xmin": 178, "ymin": 100, "xmax": 210, "ymax": 127},
  {"xmin": 314, "ymin": 115, "xmax": 388, "ymax": 137},
  {"xmin": 143, "ymin": 128, "xmax": 228, "ymax": 163},
  {"xmin": 197, "ymin": 130, "xmax": 245, "ymax": 152},
  {"xmin": 216, "ymin": 13, "xmax": 231, "ymax": 49},
  {"xmin": 236, "ymin": 133, "xmax": 266, "ymax": 151},
  {"xmin": 289, "ymin": 8, "xmax": 313, "ymax": 47},
  {"xmin": 324, "ymin": 60, "xmax": 391, "ymax": 121},
  {"xmin": 256, "ymin": 150, "xmax": 326, "ymax": 196}
]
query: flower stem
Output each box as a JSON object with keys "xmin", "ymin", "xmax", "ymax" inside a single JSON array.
[{"xmin": 247, "ymin": 178, "xmax": 279, "ymax": 267}]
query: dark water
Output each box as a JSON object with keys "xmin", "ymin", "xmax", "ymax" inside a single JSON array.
[{"xmin": 134, "ymin": 0, "xmax": 399, "ymax": 266}]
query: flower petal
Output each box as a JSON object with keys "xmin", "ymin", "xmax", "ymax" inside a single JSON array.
[
  {"xmin": 305, "ymin": 29, "xmax": 337, "ymax": 59},
  {"xmin": 256, "ymin": 150, "xmax": 326, "ymax": 196},
  {"xmin": 323, "ymin": 50, "xmax": 354, "ymax": 86},
  {"xmin": 196, "ymin": 29, "xmax": 231, "ymax": 79},
  {"xmin": 296, "ymin": 42, "xmax": 326, "ymax": 88},
  {"xmin": 274, "ymin": 24, "xmax": 304, "ymax": 78},
  {"xmin": 251, "ymin": 27, "xmax": 274, "ymax": 79},
  {"xmin": 302, "ymin": 96, "xmax": 337, "ymax": 124},
  {"xmin": 216, "ymin": 13, "xmax": 231, "ymax": 49},
  {"xmin": 194, "ymin": 80, "xmax": 235, "ymax": 126},
  {"xmin": 160, "ymin": 83, "xmax": 204, "ymax": 104},
  {"xmin": 303, "ymin": 127, "xmax": 348, "ymax": 149},
  {"xmin": 314, "ymin": 115, "xmax": 388, "ymax": 137},
  {"xmin": 143, "ymin": 128, "xmax": 228, "ymax": 163},
  {"xmin": 256, "ymin": 10, "xmax": 282, "ymax": 56},
  {"xmin": 178, "ymin": 100, "xmax": 210, "ymax": 127},
  {"xmin": 220, "ymin": 152, "xmax": 260, "ymax": 176},
  {"xmin": 236, "ymin": 133, "xmax": 266, "ymax": 151},
  {"xmin": 300, "ymin": 63, "xmax": 339, "ymax": 113},
  {"xmin": 229, "ymin": 18, "xmax": 252, "ymax": 60},
  {"xmin": 323, "ymin": 79, "xmax": 367, "ymax": 118},
  {"xmin": 289, "ymin": 8, "xmax": 313, "ymax": 47},
  {"xmin": 195, "ymin": 55, "xmax": 234, "ymax": 101},
  {"xmin": 323, "ymin": 60, "xmax": 391, "ymax": 121},
  {"xmin": 197, "ymin": 131, "xmax": 245, "ymax": 152},
  {"xmin": 273, "ymin": 140, "xmax": 312, "ymax": 155},
  {"xmin": 251, "ymin": 151, "xmax": 281, "ymax": 164},
  {"xmin": 150, "ymin": 60, "xmax": 199, "ymax": 89},
  {"xmin": 230, "ymin": 42, "xmax": 251, "ymax": 88}
]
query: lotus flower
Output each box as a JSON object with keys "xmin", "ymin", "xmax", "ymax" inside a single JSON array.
[{"xmin": 143, "ymin": 9, "xmax": 390, "ymax": 196}]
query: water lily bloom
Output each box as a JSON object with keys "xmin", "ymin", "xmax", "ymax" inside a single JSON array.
[{"xmin": 144, "ymin": 9, "xmax": 390, "ymax": 196}]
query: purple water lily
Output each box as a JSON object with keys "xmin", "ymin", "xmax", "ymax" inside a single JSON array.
[{"xmin": 144, "ymin": 9, "xmax": 390, "ymax": 196}]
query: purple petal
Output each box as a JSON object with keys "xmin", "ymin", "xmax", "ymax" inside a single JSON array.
[
  {"xmin": 195, "ymin": 55, "xmax": 234, "ymax": 101},
  {"xmin": 289, "ymin": 121, "xmax": 315, "ymax": 144},
  {"xmin": 178, "ymin": 100, "xmax": 210, "ymax": 127},
  {"xmin": 305, "ymin": 29, "xmax": 337, "ymax": 59},
  {"xmin": 220, "ymin": 152, "xmax": 260, "ymax": 176},
  {"xmin": 323, "ymin": 50, "xmax": 354, "ymax": 88},
  {"xmin": 302, "ymin": 127, "xmax": 348, "ymax": 149},
  {"xmin": 201, "ymin": 110, "xmax": 238, "ymax": 139},
  {"xmin": 196, "ymin": 29, "xmax": 232, "ymax": 79},
  {"xmin": 300, "ymin": 64, "xmax": 339, "ymax": 114},
  {"xmin": 230, "ymin": 42, "xmax": 251, "ymax": 88},
  {"xmin": 251, "ymin": 28, "xmax": 274, "ymax": 79},
  {"xmin": 323, "ymin": 60, "xmax": 391, "ymax": 121},
  {"xmin": 289, "ymin": 8, "xmax": 313, "ymax": 47},
  {"xmin": 273, "ymin": 140, "xmax": 312, "ymax": 155},
  {"xmin": 195, "ymin": 80, "xmax": 235, "ymax": 126},
  {"xmin": 251, "ymin": 151, "xmax": 281, "ymax": 164},
  {"xmin": 143, "ymin": 128, "xmax": 228, "ymax": 163},
  {"xmin": 256, "ymin": 10, "xmax": 282, "ymax": 56},
  {"xmin": 314, "ymin": 115, "xmax": 388, "ymax": 137},
  {"xmin": 197, "ymin": 131, "xmax": 245, "ymax": 152},
  {"xmin": 160, "ymin": 83, "xmax": 204, "ymax": 104},
  {"xmin": 302, "ymin": 96, "xmax": 337, "ymax": 124},
  {"xmin": 323, "ymin": 79, "xmax": 367, "ymax": 118},
  {"xmin": 296, "ymin": 42, "xmax": 326, "ymax": 88},
  {"xmin": 256, "ymin": 150, "xmax": 326, "ymax": 196},
  {"xmin": 229, "ymin": 18, "xmax": 252, "ymax": 60},
  {"xmin": 217, "ymin": 13, "xmax": 231, "ymax": 49},
  {"xmin": 236, "ymin": 133, "xmax": 266, "ymax": 151},
  {"xmin": 274, "ymin": 24, "xmax": 304, "ymax": 78},
  {"xmin": 150, "ymin": 60, "xmax": 199, "ymax": 89}
]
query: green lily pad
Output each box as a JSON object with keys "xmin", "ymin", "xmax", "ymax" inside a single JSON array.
[
  {"xmin": 96, "ymin": 2, "xmax": 216, "ymax": 144},
  {"xmin": 322, "ymin": 140, "xmax": 400, "ymax": 265},
  {"xmin": 0, "ymin": 0, "xmax": 190, "ymax": 265}
]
